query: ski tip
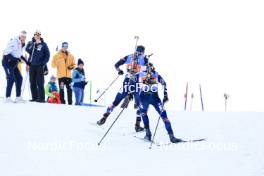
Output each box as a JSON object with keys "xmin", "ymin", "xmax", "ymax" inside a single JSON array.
[{"xmin": 188, "ymin": 138, "xmax": 206, "ymax": 142}]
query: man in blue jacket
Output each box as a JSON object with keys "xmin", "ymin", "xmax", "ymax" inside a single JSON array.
[{"xmin": 26, "ymin": 30, "xmax": 50, "ymax": 103}]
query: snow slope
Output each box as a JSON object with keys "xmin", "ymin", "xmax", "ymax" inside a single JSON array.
[{"xmin": 0, "ymin": 100, "xmax": 263, "ymax": 176}]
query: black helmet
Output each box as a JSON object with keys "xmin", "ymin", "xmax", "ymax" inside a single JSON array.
[{"xmin": 136, "ymin": 45, "xmax": 145, "ymax": 53}]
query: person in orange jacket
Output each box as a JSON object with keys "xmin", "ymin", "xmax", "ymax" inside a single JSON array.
[{"xmin": 52, "ymin": 42, "xmax": 75, "ymax": 105}]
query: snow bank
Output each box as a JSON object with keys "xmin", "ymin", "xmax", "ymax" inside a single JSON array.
[{"xmin": 0, "ymin": 100, "xmax": 263, "ymax": 176}]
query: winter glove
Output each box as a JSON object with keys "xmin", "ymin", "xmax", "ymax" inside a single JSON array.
[
  {"xmin": 27, "ymin": 41, "xmax": 34, "ymax": 50},
  {"xmin": 43, "ymin": 65, "xmax": 49, "ymax": 76},
  {"xmin": 44, "ymin": 71, "xmax": 49, "ymax": 76},
  {"xmin": 68, "ymin": 66, "xmax": 74, "ymax": 70},
  {"xmin": 20, "ymin": 56, "xmax": 27, "ymax": 64},
  {"xmin": 118, "ymin": 69, "xmax": 124, "ymax": 75},
  {"xmin": 163, "ymin": 95, "xmax": 169, "ymax": 104},
  {"xmin": 128, "ymin": 93, "xmax": 133, "ymax": 101},
  {"xmin": 20, "ymin": 56, "xmax": 29, "ymax": 65}
]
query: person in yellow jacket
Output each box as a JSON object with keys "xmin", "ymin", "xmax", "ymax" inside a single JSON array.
[{"xmin": 52, "ymin": 42, "xmax": 75, "ymax": 105}]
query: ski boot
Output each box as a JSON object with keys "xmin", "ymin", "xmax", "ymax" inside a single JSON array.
[
  {"xmin": 135, "ymin": 125, "xmax": 144, "ymax": 133},
  {"xmin": 97, "ymin": 112, "xmax": 110, "ymax": 125},
  {"xmin": 135, "ymin": 125, "xmax": 144, "ymax": 132},
  {"xmin": 135, "ymin": 116, "xmax": 144, "ymax": 132},
  {"xmin": 144, "ymin": 129, "xmax": 152, "ymax": 141},
  {"xmin": 169, "ymin": 134, "xmax": 184, "ymax": 143},
  {"xmin": 97, "ymin": 105, "xmax": 114, "ymax": 125}
]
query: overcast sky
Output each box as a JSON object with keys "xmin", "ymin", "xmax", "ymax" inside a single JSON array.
[{"xmin": 1, "ymin": 0, "xmax": 264, "ymax": 111}]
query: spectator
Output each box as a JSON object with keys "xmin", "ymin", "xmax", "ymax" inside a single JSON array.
[
  {"xmin": 45, "ymin": 75, "xmax": 61, "ymax": 104},
  {"xmin": 52, "ymin": 42, "xmax": 75, "ymax": 105},
  {"xmin": 2, "ymin": 30, "xmax": 29, "ymax": 103},
  {"xmin": 26, "ymin": 30, "xmax": 50, "ymax": 103},
  {"xmin": 72, "ymin": 59, "xmax": 87, "ymax": 105}
]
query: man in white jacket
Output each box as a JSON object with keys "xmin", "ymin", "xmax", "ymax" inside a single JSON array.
[{"xmin": 2, "ymin": 31, "xmax": 28, "ymax": 103}]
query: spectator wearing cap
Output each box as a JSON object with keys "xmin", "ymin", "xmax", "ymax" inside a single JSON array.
[
  {"xmin": 2, "ymin": 30, "xmax": 29, "ymax": 103},
  {"xmin": 26, "ymin": 30, "xmax": 50, "ymax": 103},
  {"xmin": 52, "ymin": 42, "xmax": 76, "ymax": 105},
  {"xmin": 72, "ymin": 59, "xmax": 87, "ymax": 105}
]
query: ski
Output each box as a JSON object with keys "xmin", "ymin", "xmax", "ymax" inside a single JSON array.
[
  {"xmin": 88, "ymin": 122, "xmax": 106, "ymax": 130},
  {"xmin": 133, "ymin": 135, "xmax": 159, "ymax": 145},
  {"xmin": 156, "ymin": 138, "xmax": 206, "ymax": 147},
  {"xmin": 121, "ymin": 130, "xmax": 145, "ymax": 136}
]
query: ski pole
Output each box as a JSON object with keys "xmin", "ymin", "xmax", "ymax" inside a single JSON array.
[
  {"xmin": 149, "ymin": 104, "xmax": 165, "ymax": 149},
  {"xmin": 224, "ymin": 93, "xmax": 229, "ymax": 112},
  {"xmin": 184, "ymin": 82, "xmax": 188, "ymax": 111},
  {"xmin": 199, "ymin": 84, "xmax": 204, "ymax": 111},
  {"xmin": 21, "ymin": 70, "xmax": 29, "ymax": 96},
  {"xmin": 94, "ymin": 75, "xmax": 120, "ymax": 102},
  {"xmin": 190, "ymin": 93, "xmax": 194, "ymax": 111},
  {"xmin": 24, "ymin": 43, "xmax": 35, "ymax": 100},
  {"xmin": 98, "ymin": 99, "xmax": 130, "ymax": 146}
]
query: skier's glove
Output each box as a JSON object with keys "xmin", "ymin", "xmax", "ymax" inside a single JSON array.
[
  {"xmin": 118, "ymin": 70, "xmax": 124, "ymax": 75},
  {"xmin": 163, "ymin": 95, "xmax": 169, "ymax": 104},
  {"xmin": 128, "ymin": 93, "xmax": 133, "ymax": 101}
]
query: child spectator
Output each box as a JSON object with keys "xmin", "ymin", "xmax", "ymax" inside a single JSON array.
[{"xmin": 45, "ymin": 75, "xmax": 61, "ymax": 104}]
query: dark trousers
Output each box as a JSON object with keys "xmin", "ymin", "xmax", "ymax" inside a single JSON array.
[
  {"xmin": 58, "ymin": 77, "xmax": 72, "ymax": 105},
  {"xmin": 29, "ymin": 65, "xmax": 45, "ymax": 102},
  {"xmin": 2, "ymin": 57, "xmax": 23, "ymax": 98},
  {"xmin": 140, "ymin": 92, "xmax": 174, "ymax": 135}
]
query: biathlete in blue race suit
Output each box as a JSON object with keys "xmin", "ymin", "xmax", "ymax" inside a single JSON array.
[
  {"xmin": 136, "ymin": 63, "xmax": 183, "ymax": 143},
  {"xmin": 97, "ymin": 45, "xmax": 148, "ymax": 132}
]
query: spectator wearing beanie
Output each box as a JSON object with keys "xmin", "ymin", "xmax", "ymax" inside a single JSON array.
[{"xmin": 72, "ymin": 59, "xmax": 87, "ymax": 105}]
